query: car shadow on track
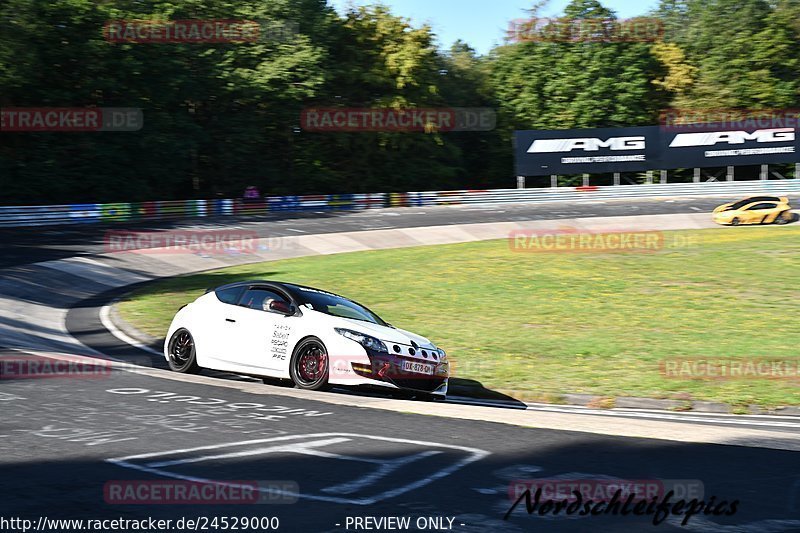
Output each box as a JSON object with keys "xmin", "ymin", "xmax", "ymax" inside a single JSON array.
[{"xmin": 103, "ymin": 334, "xmax": 528, "ymax": 409}]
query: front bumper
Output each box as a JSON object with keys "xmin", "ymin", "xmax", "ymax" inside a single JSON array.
[{"xmin": 352, "ymin": 349, "xmax": 449, "ymax": 394}]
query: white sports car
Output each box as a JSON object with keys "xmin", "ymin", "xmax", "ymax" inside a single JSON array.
[{"xmin": 164, "ymin": 281, "xmax": 449, "ymax": 399}]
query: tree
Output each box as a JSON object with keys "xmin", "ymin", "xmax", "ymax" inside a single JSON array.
[{"xmin": 489, "ymin": 0, "xmax": 665, "ymax": 131}]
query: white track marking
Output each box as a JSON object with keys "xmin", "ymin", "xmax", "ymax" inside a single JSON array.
[
  {"xmin": 322, "ymin": 451, "xmax": 442, "ymax": 494},
  {"xmin": 99, "ymin": 302, "xmax": 162, "ymax": 357},
  {"xmin": 521, "ymin": 404, "xmax": 800, "ymax": 429},
  {"xmin": 107, "ymin": 433, "xmax": 489, "ymax": 506},
  {"xmin": 146, "ymin": 437, "xmax": 352, "ymax": 468}
]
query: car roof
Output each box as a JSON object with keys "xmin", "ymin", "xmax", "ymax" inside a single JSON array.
[
  {"xmin": 739, "ymin": 196, "xmax": 782, "ymax": 202},
  {"xmin": 211, "ymin": 280, "xmax": 285, "ymax": 291},
  {"xmin": 209, "ymin": 280, "xmax": 386, "ymax": 324},
  {"xmin": 726, "ymin": 196, "xmax": 784, "ymax": 209},
  {"xmin": 209, "ymin": 280, "xmax": 341, "ymax": 300}
]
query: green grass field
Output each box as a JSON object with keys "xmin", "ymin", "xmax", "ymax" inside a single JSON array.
[{"xmin": 118, "ymin": 226, "xmax": 800, "ymax": 409}]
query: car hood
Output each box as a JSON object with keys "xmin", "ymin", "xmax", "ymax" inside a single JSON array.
[
  {"xmin": 713, "ymin": 203, "xmax": 734, "ymax": 213},
  {"xmin": 303, "ymin": 308, "xmax": 435, "ymax": 347}
]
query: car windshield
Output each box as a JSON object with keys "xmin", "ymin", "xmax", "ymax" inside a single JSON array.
[{"xmin": 292, "ymin": 286, "xmax": 386, "ymax": 325}]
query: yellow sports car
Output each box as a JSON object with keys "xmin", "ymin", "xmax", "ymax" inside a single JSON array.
[{"xmin": 712, "ymin": 196, "xmax": 793, "ymax": 226}]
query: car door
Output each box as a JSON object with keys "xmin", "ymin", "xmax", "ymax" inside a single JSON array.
[
  {"xmin": 742, "ymin": 202, "xmax": 778, "ymax": 224},
  {"xmin": 196, "ymin": 284, "xmax": 247, "ymax": 365},
  {"xmin": 228, "ymin": 286, "xmax": 295, "ymax": 372}
]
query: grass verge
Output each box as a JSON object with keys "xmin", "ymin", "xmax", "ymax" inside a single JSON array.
[{"xmin": 118, "ymin": 226, "xmax": 800, "ymax": 408}]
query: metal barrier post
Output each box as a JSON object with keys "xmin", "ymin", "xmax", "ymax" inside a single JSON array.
[
  {"xmin": 582, "ymin": 174, "xmax": 589, "ymax": 187},
  {"xmin": 646, "ymin": 171, "xmax": 653, "ymax": 184},
  {"xmin": 516, "ymin": 176, "xmax": 526, "ymax": 189},
  {"xmin": 613, "ymin": 173, "xmax": 620, "ymax": 186},
  {"xmin": 660, "ymin": 170, "xmax": 667, "ymax": 184},
  {"xmin": 550, "ymin": 175, "xmax": 558, "ymax": 188},
  {"xmin": 693, "ymin": 168, "xmax": 700, "ymax": 183},
  {"xmin": 726, "ymin": 166, "xmax": 734, "ymax": 181},
  {"xmin": 760, "ymin": 164, "xmax": 768, "ymax": 180},
  {"xmin": 795, "ymin": 162, "xmax": 799, "ymax": 179}
]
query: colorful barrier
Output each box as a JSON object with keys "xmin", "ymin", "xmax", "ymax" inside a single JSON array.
[
  {"xmin": 1, "ymin": 180, "xmax": 799, "ymax": 227},
  {"xmin": 0, "ymin": 194, "xmax": 390, "ymax": 227}
]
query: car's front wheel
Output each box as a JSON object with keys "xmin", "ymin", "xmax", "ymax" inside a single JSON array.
[
  {"xmin": 289, "ymin": 337, "xmax": 330, "ymax": 391},
  {"xmin": 166, "ymin": 328, "xmax": 200, "ymax": 373},
  {"xmin": 731, "ymin": 217, "xmax": 741, "ymax": 226}
]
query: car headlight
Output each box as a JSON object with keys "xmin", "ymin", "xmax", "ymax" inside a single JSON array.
[
  {"xmin": 436, "ymin": 348, "xmax": 447, "ymax": 362},
  {"xmin": 335, "ymin": 328, "xmax": 388, "ymax": 353}
]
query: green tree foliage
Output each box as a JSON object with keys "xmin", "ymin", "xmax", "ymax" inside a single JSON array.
[
  {"xmin": 0, "ymin": 0, "xmax": 332, "ymax": 203},
  {"xmin": 0, "ymin": 0, "xmax": 798, "ymax": 204},
  {"xmin": 489, "ymin": 0, "xmax": 667, "ymax": 131},
  {"xmin": 292, "ymin": 4, "xmax": 461, "ymax": 193},
  {"xmin": 654, "ymin": 0, "xmax": 800, "ymax": 109}
]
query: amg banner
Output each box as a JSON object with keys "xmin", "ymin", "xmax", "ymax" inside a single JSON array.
[
  {"xmin": 514, "ymin": 125, "xmax": 798, "ymax": 175},
  {"xmin": 514, "ymin": 126, "xmax": 660, "ymax": 176},
  {"xmin": 660, "ymin": 125, "xmax": 798, "ymax": 169}
]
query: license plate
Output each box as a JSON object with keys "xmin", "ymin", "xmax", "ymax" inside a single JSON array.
[{"xmin": 401, "ymin": 360, "xmax": 434, "ymax": 375}]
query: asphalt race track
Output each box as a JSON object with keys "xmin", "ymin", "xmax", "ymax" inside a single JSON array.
[
  {"xmin": 4, "ymin": 194, "xmax": 796, "ymax": 269},
  {"xmin": 2, "ymin": 196, "xmax": 800, "ymax": 532},
  {"xmin": 3, "ymin": 353, "xmax": 800, "ymax": 533}
]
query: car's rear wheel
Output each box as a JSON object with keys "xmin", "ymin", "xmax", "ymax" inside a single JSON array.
[
  {"xmin": 167, "ymin": 328, "xmax": 200, "ymax": 374},
  {"xmin": 775, "ymin": 211, "xmax": 791, "ymax": 225},
  {"xmin": 289, "ymin": 338, "xmax": 330, "ymax": 391},
  {"xmin": 731, "ymin": 217, "xmax": 741, "ymax": 226}
]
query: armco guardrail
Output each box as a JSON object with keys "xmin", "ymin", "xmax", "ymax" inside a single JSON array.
[
  {"xmin": 1, "ymin": 180, "xmax": 798, "ymax": 228},
  {"xmin": 416, "ymin": 179, "xmax": 800, "ymax": 206},
  {"xmin": 0, "ymin": 194, "xmax": 385, "ymax": 228}
]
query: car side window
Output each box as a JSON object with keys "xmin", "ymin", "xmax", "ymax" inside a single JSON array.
[
  {"xmin": 215, "ymin": 286, "xmax": 246, "ymax": 305},
  {"xmin": 746, "ymin": 203, "xmax": 777, "ymax": 210},
  {"xmin": 239, "ymin": 288, "xmax": 289, "ymax": 311}
]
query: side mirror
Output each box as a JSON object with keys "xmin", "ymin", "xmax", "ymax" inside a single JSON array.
[{"xmin": 267, "ymin": 300, "xmax": 295, "ymax": 315}]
